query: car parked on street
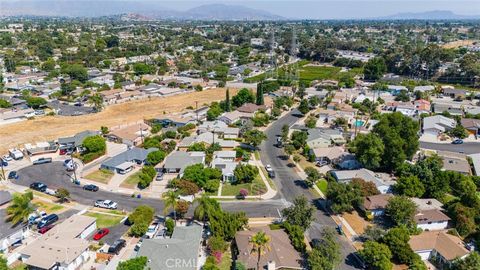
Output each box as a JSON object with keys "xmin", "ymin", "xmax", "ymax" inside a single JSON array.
[
  {"xmin": 145, "ymin": 224, "xmax": 159, "ymax": 239},
  {"xmin": 108, "ymin": 239, "xmax": 126, "ymax": 255},
  {"xmin": 452, "ymin": 139, "xmax": 464, "ymax": 144},
  {"xmin": 38, "ymin": 224, "xmax": 55, "ymax": 234},
  {"xmin": 30, "ymin": 182, "xmax": 47, "ymax": 192},
  {"xmin": 37, "ymin": 214, "xmax": 59, "ymax": 229},
  {"xmin": 93, "ymin": 228, "xmax": 110, "ymax": 240},
  {"xmin": 2, "ymin": 155, "xmax": 12, "ymax": 162},
  {"xmin": 8, "ymin": 171, "xmax": 19, "ymax": 180},
  {"xmin": 83, "ymin": 184, "xmax": 99, "ymax": 192},
  {"xmin": 94, "ymin": 200, "xmax": 118, "ymax": 209},
  {"xmin": 33, "ymin": 157, "xmax": 53, "ymax": 165}
]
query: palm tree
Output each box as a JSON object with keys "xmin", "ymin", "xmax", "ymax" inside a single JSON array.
[
  {"xmin": 88, "ymin": 93, "xmax": 104, "ymax": 112},
  {"xmin": 250, "ymin": 231, "xmax": 271, "ymax": 270},
  {"xmin": 163, "ymin": 191, "xmax": 178, "ymax": 225},
  {"xmin": 193, "ymin": 195, "xmax": 220, "ymax": 226},
  {"xmin": 7, "ymin": 192, "xmax": 34, "ymax": 225}
]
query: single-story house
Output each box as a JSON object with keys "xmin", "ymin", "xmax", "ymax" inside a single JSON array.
[
  {"xmin": 414, "ymin": 99, "xmax": 431, "ymax": 115},
  {"xmin": 362, "ymin": 194, "xmax": 393, "ymax": 218},
  {"xmin": 235, "ymin": 226, "xmax": 302, "ymax": 270},
  {"xmin": 460, "ymin": 118, "xmax": 480, "ymax": 136},
  {"xmin": 422, "ymin": 115, "xmax": 456, "ymax": 137},
  {"xmin": 432, "ymin": 103, "xmax": 463, "ymax": 116},
  {"xmin": 218, "ymin": 111, "xmax": 254, "ymax": 125},
  {"xmin": 409, "ymin": 231, "xmax": 470, "ymax": 267},
  {"xmin": 310, "ymin": 146, "xmax": 346, "ymax": 164},
  {"xmin": 395, "ymin": 102, "xmax": 417, "ymax": 117},
  {"xmin": 0, "ymin": 209, "xmax": 29, "ymax": 254},
  {"xmin": 20, "ymin": 215, "xmax": 96, "ymax": 270},
  {"xmin": 101, "ymin": 147, "xmax": 158, "ymax": 174},
  {"xmin": 306, "ymin": 128, "xmax": 346, "ymax": 149},
  {"xmin": 468, "ymin": 153, "xmax": 480, "ymax": 176},
  {"xmin": 178, "ymin": 133, "xmax": 237, "ymax": 150},
  {"xmin": 414, "ymin": 85, "xmax": 435, "ymax": 93},
  {"xmin": 331, "ymin": 169, "xmax": 395, "ymax": 194},
  {"xmin": 137, "ymin": 224, "xmax": 203, "ymax": 270},
  {"xmin": 437, "ymin": 151, "xmax": 471, "ymax": 175},
  {"xmin": 211, "ymin": 151, "xmax": 238, "ymax": 182},
  {"xmin": 415, "ymin": 209, "xmax": 451, "ymax": 231},
  {"xmin": 150, "ymin": 115, "xmax": 196, "ymax": 127},
  {"xmin": 237, "ymin": 103, "xmax": 270, "ymax": 114},
  {"xmin": 411, "ymin": 198, "xmax": 443, "ymax": 211},
  {"xmin": 58, "ymin": 130, "xmax": 100, "ymax": 152},
  {"xmin": 197, "ymin": 121, "xmax": 239, "ymax": 139},
  {"xmin": 24, "ymin": 141, "xmax": 58, "ymax": 156},
  {"xmin": 443, "ymin": 88, "xmax": 467, "ymax": 100},
  {"xmin": 107, "ymin": 122, "xmax": 151, "ymax": 147},
  {"xmin": 160, "ymin": 151, "xmax": 206, "ymax": 174}
]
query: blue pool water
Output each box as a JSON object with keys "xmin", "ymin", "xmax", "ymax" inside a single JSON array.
[{"xmin": 354, "ymin": 120, "xmax": 364, "ymax": 127}]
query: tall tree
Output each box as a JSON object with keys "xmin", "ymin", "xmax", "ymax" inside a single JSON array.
[
  {"xmin": 308, "ymin": 228, "xmax": 341, "ymax": 270},
  {"xmin": 385, "ymin": 196, "xmax": 417, "ymax": 228},
  {"xmin": 256, "ymin": 85, "xmax": 264, "ymax": 105},
  {"xmin": 351, "ymin": 133, "xmax": 385, "ymax": 170},
  {"xmin": 281, "ymin": 195, "xmax": 315, "ymax": 230},
  {"xmin": 250, "ymin": 231, "xmax": 271, "ymax": 270},
  {"xmin": 7, "ymin": 192, "xmax": 34, "ymax": 224},
  {"xmin": 225, "ymin": 88, "xmax": 231, "ymax": 112},
  {"xmin": 359, "ymin": 241, "xmax": 393, "ymax": 270},
  {"xmin": 163, "ymin": 191, "xmax": 178, "ymax": 225}
]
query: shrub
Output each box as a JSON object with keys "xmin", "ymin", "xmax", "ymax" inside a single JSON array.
[
  {"xmin": 129, "ymin": 221, "xmax": 149, "ymax": 237},
  {"xmin": 137, "ymin": 166, "xmax": 157, "ymax": 189},
  {"xmin": 175, "ymin": 179, "xmax": 200, "ymax": 195},
  {"xmin": 165, "ymin": 218, "xmax": 175, "ymax": 236},
  {"xmin": 283, "ymin": 222, "xmax": 306, "ymax": 252},
  {"xmin": 205, "ymin": 179, "xmax": 220, "ymax": 193},
  {"xmin": 234, "ymin": 164, "xmax": 259, "ymax": 184},
  {"xmin": 208, "ymin": 236, "xmax": 228, "ymax": 252},
  {"xmin": 239, "ymin": 189, "xmax": 248, "ymax": 198}
]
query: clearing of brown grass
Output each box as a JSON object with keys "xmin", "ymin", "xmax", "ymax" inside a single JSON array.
[
  {"xmin": 343, "ymin": 211, "xmax": 370, "ymax": 235},
  {"xmin": 0, "ymin": 88, "xmax": 240, "ymax": 154},
  {"xmin": 441, "ymin": 39, "xmax": 477, "ymax": 49}
]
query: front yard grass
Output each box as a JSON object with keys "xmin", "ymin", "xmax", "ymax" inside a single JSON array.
[
  {"xmin": 221, "ymin": 175, "xmax": 267, "ymax": 196},
  {"xmin": 84, "ymin": 169, "xmax": 114, "ymax": 184},
  {"xmin": 120, "ymin": 171, "xmax": 142, "ymax": 188},
  {"xmin": 316, "ymin": 179, "xmax": 328, "ymax": 194},
  {"xmin": 32, "ymin": 199, "xmax": 64, "ymax": 213},
  {"xmin": 218, "ymin": 251, "xmax": 232, "ymax": 270},
  {"xmin": 84, "ymin": 212, "xmax": 124, "ymax": 228}
]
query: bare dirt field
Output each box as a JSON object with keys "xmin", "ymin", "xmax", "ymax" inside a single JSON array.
[
  {"xmin": 0, "ymin": 88, "xmax": 239, "ymax": 154},
  {"xmin": 441, "ymin": 39, "xmax": 477, "ymax": 49}
]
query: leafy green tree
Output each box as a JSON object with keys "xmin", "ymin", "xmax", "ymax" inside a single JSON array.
[
  {"xmin": 290, "ymin": 131, "xmax": 308, "ymax": 150},
  {"xmin": 194, "ymin": 195, "xmax": 221, "ymax": 225},
  {"xmin": 243, "ymin": 129, "xmax": 267, "ymax": 148},
  {"xmin": 385, "ymin": 196, "xmax": 417, "ymax": 228},
  {"xmin": 56, "ymin": 188, "xmax": 70, "ymax": 203},
  {"xmin": 359, "ymin": 241, "xmax": 393, "ymax": 270},
  {"xmin": 129, "ymin": 221, "xmax": 149, "ymax": 237},
  {"xmin": 26, "ymin": 97, "xmax": 47, "ymax": 109},
  {"xmin": 7, "ymin": 192, "xmax": 34, "ymax": 224},
  {"xmin": 447, "ymin": 202, "xmax": 477, "ymax": 237},
  {"xmin": 82, "ymin": 135, "xmax": 106, "ymax": 154},
  {"xmin": 351, "ymin": 178, "xmax": 380, "ymax": 197},
  {"xmin": 146, "ymin": 150, "xmax": 166, "ymax": 166},
  {"xmin": 394, "ymin": 176, "xmax": 425, "ymax": 197},
  {"xmin": 449, "ymin": 124, "xmax": 468, "ymax": 139},
  {"xmin": 209, "ymin": 211, "xmax": 248, "ymax": 241},
  {"xmin": 326, "ymin": 181, "xmax": 363, "ymax": 214},
  {"xmin": 225, "ymin": 89, "xmax": 231, "ymax": 112},
  {"xmin": 0, "ymin": 99, "xmax": 11, "ymax": 108},
  {"xmin": 281, "ymin": 195, "xmax": 315, "ymax": 230},
  {"xmin": 207, "ymin": 102, "xmax": 224, "ymax": 121},
  {"xmin": 305, "ymin": 115, "xmax": 317, "ymax": 129},
  {"xmin": 182, "ymin": 164, "xmax": 221, "ymax": 188},
  {"xmin": 163, "ymin": 191, "xmax": 179, "ymax": 225},
  {"xmin": 62, "ymin": 64, "xmax": 88, "ymax": 82},
  {"xmin": 308, "ymin": 228, "xmax": 341, "ymax": 270},
  {"xmin": 232, "ymin": 88, "xmax": 255, "ymax": 107},
  {"xmin": 0, "ymin": 256, "xmax": 7, "ymax": 270},
  {"xmin": 117, "ymin": 256, "xmax": 148, "ymax": 270},
  {"xmin": 382, "ymin": 227, "xmax": 416, "ymax": 265},
  {"xmin": 364, "ymin": 57, "xmax": 387, "ymax": 81},
  {"xmin": 133, "ymin": 63, "xmax": 155, "ymax": 75},
  {"xmin": 250, "ymin": 231, "xmax": 271, "ymax": 270},
  {"xmin": 165, "ymin": 218, "xmax": 175, "ymax": 236},
  {"xmin": 128, "ymin": 205, "xmax": 155, "ymax": 225},
  {"xmin": 298, "ymin": 99, "xmax": 310, "ymax": 115},
  {"xmin": 88, "ymin": 93, "xmax": 103, "ymax": 112},
  {"xmin": 283, "ymin": 222, "xmax": 306, "ymax": 252},
  {"xmin": 256, "ymin": 85, "xmax": 264, "ymax": 105},
  {"xmin": 233, "ymin": 163, "xmax": 259, "ymax": 184},
  {"xmin": 451, "ymin": 252, "xmax": 480, "ymax": 270},
  {"xmin": 351, "ymin": 133, "xmax": 384, "ymax": 170},
  {"xmin": 304, "ymin": 167, "xmax": 321, "ymax": 187}
]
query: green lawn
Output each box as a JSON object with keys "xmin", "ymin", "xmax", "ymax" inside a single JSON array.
[
  {"xmin": 32, "ymin": 199, "xmax": 64, "ymax": 213},
  {"xmin": 84, "ymin": 169, "xmax": 114, "ymax": 184},
  {"xmin": 316, "ymin": 179, "xmax": 328, "ymax": 194},
  {"xmin": 121, "ymin": 171, "xmax": 142, "ymax": 188},
  {"xmin": 221, "ymin": 175, "xmax": 267, "ymax": 196},
  {"xmin": 84, "ymin": 212, "xmax": 124, "ymax": 228}
]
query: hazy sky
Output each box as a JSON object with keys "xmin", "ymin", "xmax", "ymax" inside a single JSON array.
[{"xmin": 1, "ymin": 0, "xmax": 479, "ymax": 19}]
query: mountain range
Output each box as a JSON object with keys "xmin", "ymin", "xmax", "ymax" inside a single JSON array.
[{"xmin": 379, "ymin": 10, "xmax": 479, "ymax": 20}]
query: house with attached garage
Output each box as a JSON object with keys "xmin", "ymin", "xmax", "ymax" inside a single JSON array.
[
  {"xmin": 101, "ymin": 147, "xmax": 158, "ymax": 174},
  {"xmin": 197, "ymin": 121, "xmax": 240, "ymax": 139},
  {"xmin": 218, "ymin": 110, "xmax": 254, "ymax": 125},
  {"xmin": 57, "ymin": 130, "xmax": 100, "ymax": 154},
  {"xmin": 19, "ymin": 214, "xmax": 96, "ymax": 270},
  {"xmin": 178, "ymin": 132, "xmax": 237, "ymax": 151},
  {"xmin": 437, "ymin": 151, "xmax": 471, "ymax": 175},
  {"xmin": 422, "ymin": 115, "xmax": 456, "ymax": 137},
  {"xmin": 409, "ymin": 230, "xmax": 471, "ymax": 268},
  {"xmin": 460, "ymin": 118, "xmax": 480, "ymax": 136},
  {"xmin": 160, "ymin": 151, "xmax": 206, "ymax": 175},
  {"xmin": 414, "ymin": 209, "xmax": 451, "ymax": 231},
  {"xmin": 432, "ymin": 103, "xmax": 463, "ymax": 116},
  {"xmin": 106, "ymin": 122, "xmax": 151, "ymax": 147},
  {"xmin": 305, "ymin": 128, "xmax": 346, "ymax": 149},
  {"xmin": 211, "ymin": 151, "xmax": 238, "ymax": 182},
  {"xmin": 331, "ymin": 169, "xmax": 395, "ymax": 194},
  {"xmin": 361, "ymin": 194, "xmax": 393, "ymax": 219}
]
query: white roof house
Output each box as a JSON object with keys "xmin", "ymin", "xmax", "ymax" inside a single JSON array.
[
  {"xmin": 331, "ymin": 169, "xmax": 395, "ymax": 194},
  {"xmin": 423, "ymin": 115, "xmax": 456, "ymax": 136}
]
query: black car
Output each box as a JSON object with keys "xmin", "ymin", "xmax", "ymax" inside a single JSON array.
[
  {"xmin": 30, "ymin": 182, "xmax": 47, "ymax": 192},
  {"xmin": 37, "ymin": 214, "xmax": 59, "ymax": 229},
  {"xmin": 108, "ymin": 239, "xmax": 126, "ymax": 255},
  {"xmin": 33, "ymin": 158, "xmax": 53, "ymax": 165},
  {"xmin": 8, "ymin": 171, "xmax": 19, "ymax": 180},
  {"xmin": 83, "ymin": 184, "xmax": 99, "ymax": 192},
  {"xmin": 268, "ymin": 170, "xmax": 276, "ymax": 178}
]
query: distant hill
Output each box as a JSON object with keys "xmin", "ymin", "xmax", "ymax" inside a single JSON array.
[
  {"xmin": 0, "ymin": 1, "xmax": 283, "ymax": 20},
  {"xmin": 379, "ymin": 10, "xmax": 479, "ymax": 20}
]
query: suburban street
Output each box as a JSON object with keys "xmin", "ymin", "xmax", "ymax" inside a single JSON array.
[
  {"xmin": 420, "ymin": 141, "xmax": 480, "ymax": 154},
  {"xmin": 259, "ymin": 110, "xmax": 363, "ymax": 270}
]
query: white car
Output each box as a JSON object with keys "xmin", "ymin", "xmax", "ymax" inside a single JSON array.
[
  {"xmin": 265, "ymin": 164, "xmax": 273, "ymax": 172},
  {"xmin": 145, "ymin": 224, "xmax": 159, "ymax": 239},
  {"xmin": 94, "ymin": 200, "xmax": 118, "ymax": 209},
  {"xmin": 2, "ymin": 155, "xmax": 12, "ymax": 162}
]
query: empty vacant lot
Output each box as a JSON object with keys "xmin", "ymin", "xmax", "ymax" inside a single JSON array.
[{"xmin": 0, "ymin": 88, "xmax": 239, "ymax": 154}]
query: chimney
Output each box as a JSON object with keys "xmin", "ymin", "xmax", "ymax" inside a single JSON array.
[{"xmin": 267, "ymin": 261, "xmax": 276, "ymax": 270}]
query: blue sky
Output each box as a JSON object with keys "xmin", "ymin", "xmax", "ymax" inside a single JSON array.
[{"xmin": 1, "ymin": 0, "xmax": 479, "ymax": 19}]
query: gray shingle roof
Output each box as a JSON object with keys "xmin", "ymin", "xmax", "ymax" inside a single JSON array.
[
  {"xmin": 58, "ymin": 130, "xmax": 99, "ymax": 146},
  {"xmin": 102, "ymin": 147, "xmax": 158, "ymax": 168},
  {"xmin": 163, "ymin": 151, "xmax": 205, "ymax": 172}
]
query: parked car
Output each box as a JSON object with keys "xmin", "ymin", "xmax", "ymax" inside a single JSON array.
[
  {"xmin": 93, "ymin": 228, "xmax": 110, "ymax": 240},
  {"xmin": 38, "ymin": 224, "xmax": 55, "ymax": 234},
  {"xmin": 265, "ymin": 164, "xmax": 273, "ymax": 172},
  {"xmin": 145, "ymin": 224, "xmax": 159, "ymax": 239},
  {"xmin": 83, "ymin": 184, "xmax": 99, "ymax": 192},
  {"xmin": 37, "ymin": 214, "xmax": 59, "ymax": 229},
  {"xmin": 45, "ymin": 188, "xmax": 57, "ymax": 196},
  {"xmin": 316, "ymin": 160, "xmax": 328, "ymax": 167},
  {"xmin": 94, "ymin": 200, "xmax": 118, "ymax": 209},
  {"xmin": 0, "ymin": 159, "xmax": 7, "ymax": 167},
  {"xmin": 33, "ymin": 157, "xmax": 53, "ymax": 165},
  {"xmin": 134, "ymin": 240, "xmax": 143, "ymax": 252},
  {"xmin": 30, "ymin": 182, "xmax": 47, "ymax": 192},
  {"xmin": 452, "ymin": 139, "xmax": 464, "ymax": 144},
  {"xmin": 8, "ymin": 171, "xmax": 19, "ymax": 180},
  {"xmin": 108, "ymin": 239, "xmax": 126, "ymax": 255},
  {"xmin": 268, "ymin": 170, "xmax": 276, "ymax": 178},
  {"xmin": 2, "ymin": 155, "xmax": 12, "ymax": 162},
  {"xmin": 28, "ymin": 211, "xmax": 47, "ymax": 225}
]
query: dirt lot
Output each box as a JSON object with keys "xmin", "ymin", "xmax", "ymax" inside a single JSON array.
[
  {"xmin": 441, "ymin": 39, "xmax": 477, "ymax": 49},
  {"xmin": 0, "ymin": 88, "xmax": 239, "ymax": 154}
]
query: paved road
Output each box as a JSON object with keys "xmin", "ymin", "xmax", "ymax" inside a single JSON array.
[
  {"xmin": 14, "ymin": 162, "xmax": 286, "ymax": 218},
  {"xmin": 420, "ymin": 141, "xmax": 480, "ymax": 154},
  {"xmin": 259, "ymin": 110, "xmax": 363, "ymax": 270}
]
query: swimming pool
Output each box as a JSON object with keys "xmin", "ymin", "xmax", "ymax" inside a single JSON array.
[{"xmin": 354, "ymin": 120, "xmax": 364, "ymax": 127}]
